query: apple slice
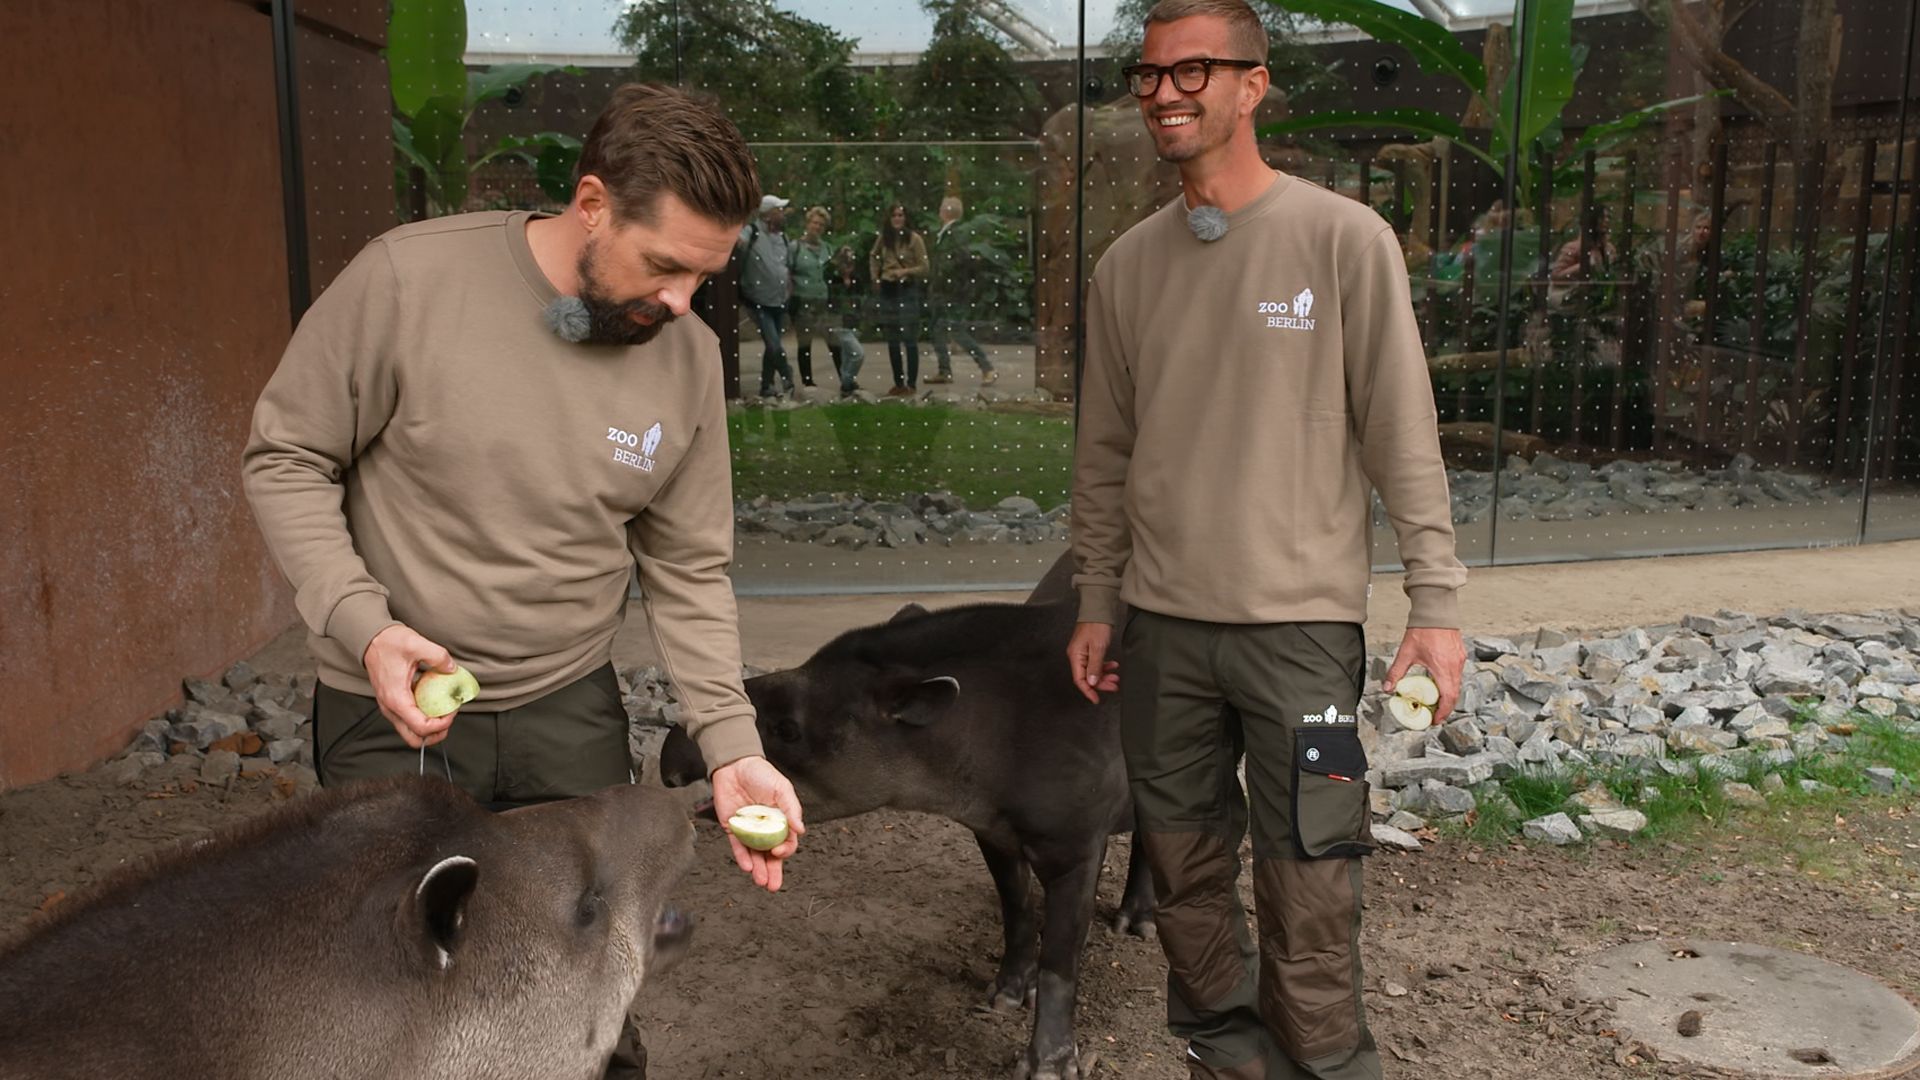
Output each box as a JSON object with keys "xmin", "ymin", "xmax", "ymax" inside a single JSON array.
[
  {"xmin": 1385, "ymin": 695, "xmax": 1434, "ymax": 732},
  {"xmin": 1395, "ymin": 672, "xmax": 1440, "ymax": 708},
  {"xmin": 414, "ymin": 666, "xmax": 480, "ymax": 719},
  {"xmin": 727, "ymin": 804, "xmax": 790, "ymax": 851}
]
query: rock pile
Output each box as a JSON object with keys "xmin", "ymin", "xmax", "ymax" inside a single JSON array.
[
  {"xmin": 108, "ymin": 609, "xmax": 1918, "ymax": 854},
  {"xmin": 1361, "ymin": 609, "xmax": 1920, "ymax": 850},
  {"xmin": 106, "ymin": 661, "xmax": 320, "ymax": 797},
  {"xmin": 732, "ymin": 455, "xmax": 1850, "ymax": 552},
  {"xmin": 1437, "ymin": 453, "xmax": 1852, "ymax": 526},
  {"xmin": 735, "ymin": 491, "xmax": 1068, "ymax": 550}
]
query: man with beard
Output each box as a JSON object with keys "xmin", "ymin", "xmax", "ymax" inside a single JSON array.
[
  {"xmin": 1065, "ymin": 2, "xmax": 1466, "ymax": 1078},
  {"xmin": 243, "ymin": 82, "xmax": 805, "ymax": 904}
]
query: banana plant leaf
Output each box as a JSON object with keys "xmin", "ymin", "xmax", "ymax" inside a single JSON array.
[
  {"xmin": 1259, "ymin": 0, "xmax": 1485, "ymax": 89},
  {"xmin": 387, "ymin": 0, "xmax": 466, "ymax": 119}
]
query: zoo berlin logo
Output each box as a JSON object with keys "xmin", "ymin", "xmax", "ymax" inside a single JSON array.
[
  {"xmin": 1301, "ymin": 703, "xmax": 1355, "ymax": 725},
  {"xmin": 1255, "ymin": 286, "xmax": 1316, "ymax": 331},
  {"xmin": 608, "ymin": 422, "xmax": 663, "ymax": 472}
]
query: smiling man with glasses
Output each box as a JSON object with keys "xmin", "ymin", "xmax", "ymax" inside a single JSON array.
[{"xmin": 1067, "ymin": 2, "xmax": 1468, "ymax": 1078}]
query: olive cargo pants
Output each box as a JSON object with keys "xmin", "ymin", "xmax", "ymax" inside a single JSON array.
[
  {"xmin": 313, "ymin": 662, "xmax": 633, "ymax": 808},
  {"xmin": 1120, "ymin": 611, "xmax": 1379, "ymax": 1080}
]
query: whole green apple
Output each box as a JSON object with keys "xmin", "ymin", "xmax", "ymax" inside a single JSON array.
[{"xmin": 414, "ymin": 665, "xmax": 480, "ymax": 719}]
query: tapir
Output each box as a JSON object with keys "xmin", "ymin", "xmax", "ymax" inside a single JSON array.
[
  {"xmin": 660, "ymin": 554, "xmax": 1152, "ymax": 1080},
  {"xmin": 0, "ymin": 776, "xmax": 695, "ymax": 1080}
]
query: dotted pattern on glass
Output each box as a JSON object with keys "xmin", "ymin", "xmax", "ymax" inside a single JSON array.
[{"xmin": 291, "ymin": 1, "xmax": 1920, "ymax": 593}]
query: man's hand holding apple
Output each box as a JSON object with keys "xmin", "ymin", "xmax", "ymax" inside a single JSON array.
[
  {"xmin": 363, "ymin": 623, "xmax": 462, "ymax": 748},
  {"xmin": 710, "ymin": 755, "xmax": 806, "ymax": 894}
]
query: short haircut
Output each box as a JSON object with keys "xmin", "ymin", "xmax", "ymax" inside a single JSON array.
[
  {"xmin": 575, "ymin": 83, "xmax": 761, "ymax": 227},
  {"xmin": 1143, "ymin": 0, "xmax": 1269, "ymax": 62}
]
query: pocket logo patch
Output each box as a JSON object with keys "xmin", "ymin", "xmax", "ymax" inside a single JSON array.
[{"xmin": 1301, "ymin": 703, "xmax": 1355, "ymax": 725}]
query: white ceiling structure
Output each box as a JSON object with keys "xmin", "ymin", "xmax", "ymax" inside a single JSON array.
[{"xmin": 462, "ymin": 0, "xmax": 1639, "ymax": 67}]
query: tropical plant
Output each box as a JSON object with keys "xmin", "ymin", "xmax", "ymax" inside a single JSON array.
[
  {"xmin": 1254, "ymin": 0, "xmax": 1714, "ymax": 209},
  {"xmin": 388, "ymin": 0, "xmax": 582, "ymax": 219}
]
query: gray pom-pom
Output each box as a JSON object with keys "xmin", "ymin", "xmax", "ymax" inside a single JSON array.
[
  {"xmin": 543, "ymin": 295, "xmax": 591, "ymax": 343},
  {"xmin": 1187, "ymin": 205, "xmax": 1229, "ymax": 242}
]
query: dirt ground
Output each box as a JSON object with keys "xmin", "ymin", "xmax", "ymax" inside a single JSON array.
[{"xmin": 6, "ymin": 541, "xmax": 1920, "ymax": 1078}]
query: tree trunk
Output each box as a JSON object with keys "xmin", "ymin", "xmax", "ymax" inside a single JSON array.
[
  {"xmin": 1664, "ymin": 0, "xmax": 1794, "ymax": 129},
  {"xmin": 1792, "ymin": 0, "xmax": 1838, "ymax": 162},
  {"xmin": 1689, "ymin": 0, "xmax": 1725, "ymax": 185}
]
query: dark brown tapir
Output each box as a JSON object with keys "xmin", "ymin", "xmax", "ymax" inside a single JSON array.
[
  {"xmin": 0, "ymin": 776, "xmax": 696, "ymax": 1080},
  {"xmin": 659, "ymin": 553, "xmax": 1152, "ymax": 1080}
]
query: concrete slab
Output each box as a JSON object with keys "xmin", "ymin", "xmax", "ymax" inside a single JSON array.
[{"xmin": 1575, "ymin": 939, "xmax": 1920, "ymax": 1078}]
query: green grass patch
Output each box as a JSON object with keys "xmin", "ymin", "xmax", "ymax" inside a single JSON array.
[
  {"xmin": 1443, "ymin": 713, "xmax": 1919, "ymax": 849},
  {"xmin": 1632, "ymin": 769, "xmax": 1735, "ymax": 837},
  {"xmin": 1852, "ymin": 719, "xmax": 1920, "ymax": 776},
  {"xmin": 1500, "ymin": 768, "xmax": 1578, "ymax": 818},
  {"xmin": 1458, "ymin": 783, "xmax": 1522, "ymax": 842},
  {"xmin": 728, "ymin": 403, "xmax": 1072, "ymax": 507}
]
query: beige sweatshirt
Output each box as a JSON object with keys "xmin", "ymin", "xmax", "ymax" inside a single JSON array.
[
  {"xmin": 1072, "ymin": 172, "xmax": 1467, "ymax": 629},
  {"xmin": 243, "ymin": 211, "xmax": 763, "ymax": 771},
  {"xmin": 869, "ymin": 232, "xmax": 929, "ymax": 285}
]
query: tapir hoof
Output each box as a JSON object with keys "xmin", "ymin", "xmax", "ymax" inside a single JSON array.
[
  {"xmin": 988, "ymin": 983, "xmax": 1037, "ymax": 1012},
  {"xmin": 1013, "ymin": 1043, "xmax": 1082, "ymax": 1080},
  {"xmin": 1111, "ymin": 908, "xmax": 1157, "ymax": 939},
  {"xmin": 988, "ymin": 963, "xmax": 1039, "ymax": 1012}
]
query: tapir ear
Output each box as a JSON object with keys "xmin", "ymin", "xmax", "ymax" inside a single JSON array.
[
  {"xmin": 888, "ymin": 675, "xmax": 960, "ymax": 727},
  {"xmin": 409, "ymin": 855, "xmax": 478, "ymax": 970},
  {"xmin": 889, "ymin": 603, "xmax": 931, "ymax": 624}
]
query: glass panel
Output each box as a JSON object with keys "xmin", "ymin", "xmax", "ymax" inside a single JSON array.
[
  {"xmin": 1481, "ymin": 0, "xmax": 1902, "ymax": 561},
  {"xmin": 293, "ymin": 1, "xmax": 1092, "ymax": 595},
  {"xmin": 288, "ymin": 0, "xmax": 1918, "ymax": 592},
  {"xmin": 291, "ymin": 0, "xmax": 397, "ymax": 296},
  {"xmin": 1864, "ymin": 8, "xmax": 1920, "ymax": 543},
  {"xmin": 627, "ymin": 1, "xmax": 1090, "ymax": 593}
]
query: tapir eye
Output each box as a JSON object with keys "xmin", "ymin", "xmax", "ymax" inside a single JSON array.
[
  {"xmin": 771, "ymin": 717, "xmax": 802, "ymax": 744},
  {"xmin": 576, "ymin": 891, "xmax": 601, "ymax": 929}
]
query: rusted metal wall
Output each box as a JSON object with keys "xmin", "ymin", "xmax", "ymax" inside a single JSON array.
[{"xmin": 0, "ymin": 0, "xmax": 387, "ymax": 789}]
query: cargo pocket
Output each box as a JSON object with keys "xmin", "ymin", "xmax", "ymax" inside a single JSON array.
[{"xmin": 1292, "ymin": 729, "xmax": 1374, "ymax": 858}]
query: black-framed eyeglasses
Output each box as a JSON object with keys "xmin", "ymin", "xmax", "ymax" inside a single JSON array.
[{"xmin": 1121, "ymin": 58, "xmax": 1262, "ymax": 98}]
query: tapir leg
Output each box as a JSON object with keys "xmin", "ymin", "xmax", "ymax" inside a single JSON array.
[
  {"xmin": 1015, "ymin": 843, "xmax": 1103, "ymax": 1080},
  {"xmin": 976, "ymin": 832, "xmax": 1041, "ymax": 1010},
  {"xmin": 1115, "ymin": 826, "xmax": 1157, "ymax": 938}
]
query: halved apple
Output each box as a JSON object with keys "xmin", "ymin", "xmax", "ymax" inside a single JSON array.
[
  {"xmin": 726, "ymin": 804, "xmax": 790, "ymax": 851},
  {"xmin": 1396, "ymin": 672, "xmax": 1440, "ymax": 708},
  {"xmin": 1385, "ymin": 695, "xmax": 1434, "ymax": 732}
]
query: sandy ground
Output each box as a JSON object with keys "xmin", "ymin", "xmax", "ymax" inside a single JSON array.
[{"xmin": 7, "ymin": 540, "xmax": 1920, "ymax": 1078}]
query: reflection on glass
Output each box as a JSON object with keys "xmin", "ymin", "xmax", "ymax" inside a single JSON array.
[
  {"xmin": 306, "ymin": 1, "xmax": 1918, "ymax": 590},
  {"xmin": 1250, "ymin": 0, "xmax": 1911, "ymax": 564}
]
